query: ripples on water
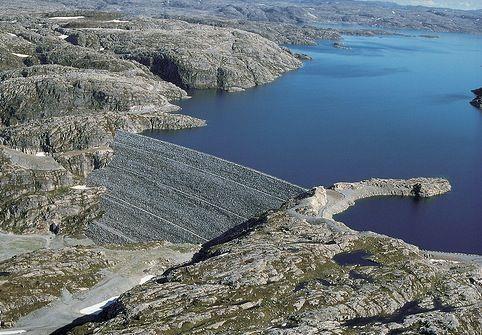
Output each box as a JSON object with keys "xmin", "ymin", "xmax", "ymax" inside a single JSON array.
[{"xmin": 145, "ymin": 32, "xmax": 482, "ymax": 254}]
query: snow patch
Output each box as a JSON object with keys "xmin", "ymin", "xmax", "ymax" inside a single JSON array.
[
  {"xmin": 105, "ymin": 19, "xmax": 129, "ymax": 23},
  {"xmin": 11, "ymin": 53, "xmax": 29, "ymax": 58},
  {"xmin": 79, "ymin": 296, "xmax": 119, "ymax": 315},
  {"xmin": 58, "ymin": 34, "xmax": 69, "ymax": 39},
  {"xmin": 49, "ymin": 16, "xmax": 85, "ymax": 20},
  {"xmin": 35, "ymin": 152, "xmax": 46, "ymax": 157},
  {"xmin": 71, "ymin": 185, "xmax": 89, "ymax": 190},
  {"xmin": 6, "ymin": 33, "xmax": 17, "ymax": 37},
  {"xmin": 139, "ymin": 274, "xmax": 155, "ymax": 285},
  {"xmin": 0, "ymin": 330, "xmax": 27, "ymax": 335}
]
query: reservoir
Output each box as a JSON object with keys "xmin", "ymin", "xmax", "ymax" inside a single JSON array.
[{"xmin": 144, "ymin": 31, "xmax": 482, "ymax": 254}]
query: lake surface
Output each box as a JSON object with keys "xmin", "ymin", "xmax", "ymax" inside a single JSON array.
[{"xmin": 144, "ymin": 32, "xmax": 482, "ymax": 254}]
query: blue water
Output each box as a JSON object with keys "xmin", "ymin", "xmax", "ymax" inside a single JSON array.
[{"xmin": 145, "ymin": 32, "xmax": 482, "ymax": 254}]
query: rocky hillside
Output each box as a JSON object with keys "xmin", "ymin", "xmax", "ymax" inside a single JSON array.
[
  {"xmin": 67, "ymin": 183, "xmax": 481, "ymax": 334},
  {"xmin": 62, "ymin": 18, "xmax": 301, "ymax": 91},
  {"xmin": 2, "ymin": 0, "xmax": 481, "ymax": 34},
  {"xmin": 0, "ymin": 240, "xmax": 198, "ymax": 330},
  {"xmin": 0, "ymin": 13, "xmax": 302, "ymax": 236}
]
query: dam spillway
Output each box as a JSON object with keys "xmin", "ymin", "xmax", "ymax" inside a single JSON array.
[{"xmin": 86, "ymin": 131, "xmax": 306, "ymax": 244}]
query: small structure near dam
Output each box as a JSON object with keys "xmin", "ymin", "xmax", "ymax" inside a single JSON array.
[{"xmin": 87, "ymin": 131, "xmax": 306, "ymax": 244}]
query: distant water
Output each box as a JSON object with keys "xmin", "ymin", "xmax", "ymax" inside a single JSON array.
[{"xmin": 144, "ymin": 32, "xmax": 482, "ymax": 254}]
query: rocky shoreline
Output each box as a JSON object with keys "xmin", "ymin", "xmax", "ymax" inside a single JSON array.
[
  {"xmin": 61, "ymin": 177, "xmax": 480, "ymax": 335},
  {"xmin": 1, "ymin": 174, "xmax": 478, "ymax": 334},
  {"xmin": 0, "ymin": 12, "xmax": 301, "ymax": 237},
  {"xmin": 0, "ymin": 6, "xmax": 480, "ymax": 335}
]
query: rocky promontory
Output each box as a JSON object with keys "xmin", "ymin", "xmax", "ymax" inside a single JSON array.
[
  {"xmin": 470, "ymin": 87, "xmax": 482, "ymax": 109},
  {"xmin": 66, "ymin": 178, "xmax": 481, "ymax": 335}
]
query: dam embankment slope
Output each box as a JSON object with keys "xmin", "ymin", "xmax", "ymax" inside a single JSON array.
[{"xmin": 87, "ymin": 132, "xmax": 306, "ymax": 244}]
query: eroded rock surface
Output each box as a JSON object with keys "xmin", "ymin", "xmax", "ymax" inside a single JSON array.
[
  {"xmin": 0, "ymin": 247, "xmax": 109, "ymax": 327},
  {"xmin": 0, "ymin": 145, "xmax": 105, "ymax": 235},
  {"xmin": 0, "ymin": 13, "xmax": 303, "ymax": 238},
  {"xmin": 0, "ymin": 241, "xmax": 199, "ymax": 331},
  {"xmin": 67, "ymin": 178, "xmax": 480, "ymax": 335}
]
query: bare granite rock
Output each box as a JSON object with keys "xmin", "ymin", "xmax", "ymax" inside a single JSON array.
[
  {"xmin": 331, "ymin": 177, "xmax": 451, "ymax": 197},
  {"xmin": 0, "ymin": 110, "xmax": 205, "ymax": 160},
  {"xmin": 0, "ymin": 146, "xmax": 104, "ymax": 235},
  {"xmin": 0, "ymin": 64, "xmax": 186, "ymax": 127},
  {"xmin": 0, "ymin": 247, "xmax": 109, "ymax": 328},
  {"xmin": 0, "ymin": 240, "xmax": 199, "ymax": 331},
  {"xmin": 322, "ymin": 177, "xmax": 451, "ymax": 219},
  {"xmin": 64, "ymin": 18, "xmax": 302, "ymax": 91},
  {"xmin": 65, "ymin": 178, "xmax": 480, "ymax": 335}
]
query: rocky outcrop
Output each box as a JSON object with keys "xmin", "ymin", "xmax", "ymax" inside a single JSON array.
[
  {"xmin": 0, "ymin": 30, "xmax": 35, "ymax": 71},
  {"xmin": 67, "ymin": 178, "xmax": 480, "ymax": 335},
  {"xmin": 0, "ymin": 146, "xmax": 104, "ymax": 235},
  {"xmin": 53, "ymin": 147, "xmax": 113, "ymax": 178},
  {"xmin": 470, "ymin": 87, "xmax": 482, "ymax": 109},
  {"xmin": 64, "ymin": 18, "xmax": 301, "ymax": 91},
  {"xmin": 0, "ymin": 247, "xmax": 109, "ymax": 328},
  {"xmin": 0, "ymin": 110, "xmax": 205, "ymax": 158},
  {"xmin": 0, "ymin": 64, "xmax": 186, "ymax": 127},
  {"xmin": 0, "ymin": 240, "xmax": 198, "ymax": 331},
  {"xmin": 156, "ymin": 15, "xmax": 341, "ymax": 45}
]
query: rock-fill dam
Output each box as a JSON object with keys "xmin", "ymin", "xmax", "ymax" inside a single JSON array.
[{"xmin": 87, "ymin": 131, "xmax": 306, "ymax": 244}]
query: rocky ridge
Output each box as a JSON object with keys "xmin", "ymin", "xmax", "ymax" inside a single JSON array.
[
  {"xmin": 66, "ymin": 178, "xmax": 481, "ymax": 335},
  {"xmin": 2, "ymin": 0, "xmax": 480, "ymax": 34}
]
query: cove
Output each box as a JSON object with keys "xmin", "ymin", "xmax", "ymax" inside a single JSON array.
[{"xmin": 144, "ymin": 32, "xmax": 482, "ymax": 255}]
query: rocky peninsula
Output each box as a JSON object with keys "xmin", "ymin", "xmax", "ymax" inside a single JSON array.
[
  {"xmin": 64, "ymin": 178, "xmax": 481, "ymax": 335},
  {"xmin": 470, "ymin": 87, "xmax": 482, "ymax": 109}
]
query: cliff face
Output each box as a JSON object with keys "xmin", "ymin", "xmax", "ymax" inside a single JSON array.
[{"xmin": 68, "ymin": 181, "xmax": 481, "ymax": 335}]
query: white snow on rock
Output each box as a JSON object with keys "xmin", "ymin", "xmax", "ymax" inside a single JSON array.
[
  {"xmin": 79, "ymin": 296, "xmax": 119, "ymax": 315},
  {"xmin": 105, "ymin": 19, "xmax": 129, "ymax": 23},
  {"xmin": 0, "ymin": 330, "xmax": 27, "ymax": 335},
  {"xmin": 58, "ymin": 34, "xmax": 69, "ymax": 39},
  {"xmin": 139, "ymin": 274, "xmax": 155, "ymax": 285},
  {"xmin": 71, "ymin": 185, "xmax": 89, "ymax": 190},
  {"xmin": 49, "ymin": 16, "xmax": 85, "ymax": 20},
  {"xmin": 11, "ymin": 53, "xmax": 29, "ymax": 58},
  {"xmin": 35, "ymin": 152, "xmax": 46, "ymax": 157},
  {"xmin": 6, "ymin": 33, "xmax": 17, "ymax": 37}
]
